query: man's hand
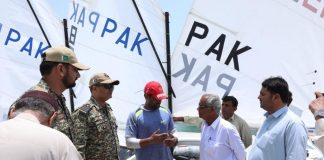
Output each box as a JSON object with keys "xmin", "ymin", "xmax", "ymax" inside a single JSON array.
[
  {"xmin": 139, "ymin": 129, "xmax": 168, "ymax": 148},
  {"xmin": 150, "ymin": 129, "xmax": 168, "ymax": 144},
  {"xmin": 164, "ymin": 133, "xmax": 178, "ymax": 147},
  {"xmin": 309, "ymin": 92, "xmax": 324, "ymax": 114}
]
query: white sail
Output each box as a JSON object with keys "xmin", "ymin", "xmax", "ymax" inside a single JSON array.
[
  {"xmin": 0, "ymin": 0, "xmax": 64, "ymax": 121},
  {"xmin": 171, "ymin": 0, "xmax": 324, "ymax": 128},
  {"xmin": 67, "ymin": 0, "xmax": 168, "ymax": 128}
]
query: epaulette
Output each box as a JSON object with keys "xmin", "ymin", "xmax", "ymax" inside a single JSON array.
[{"xmin": 78, "ymin": 104, "xmax": 92, "ymax": 113}]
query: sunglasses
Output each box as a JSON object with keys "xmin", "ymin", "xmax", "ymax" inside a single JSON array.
[{"xmin": 97, "ymin": 84, "xmax": 114, "ymax": 90}]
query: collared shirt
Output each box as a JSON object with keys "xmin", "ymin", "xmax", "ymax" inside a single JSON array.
[
  {"xmin": 10, "ymin": 79, "xmax": 75, "ymax": 141},
  {"xmin": 72, "ymin": 97, "xmax": 119, "ymax": 160},
  {"xmin": 200, "ymin": 117, "xmax": 245, "ymax": 160},
  {"xmin": 248, "ymin": 106, "xmax": 308, "ymax": 160},
  {"xmin": 183, "ymin": 114, "xmax": 252, "ymax": 148},
  {"xmin": 314, "ymin": 118, "xmax": 324, "ymax": 154},
  {"xmin": 0, "ymin": 113, "xmax": 82, "ymax": 160},
  {"xmin": 226, "ymin": 114, "xmax": 252, "ymax": 148}
]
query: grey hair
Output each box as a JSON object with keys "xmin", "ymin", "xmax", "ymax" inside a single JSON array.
[
  {"xmin": 14, "ymin": 97, "xmax": 56, "ymax": 118},
  {"xmin": 203, "ymin": 94, "xmax": 221, "ymax": 114}
]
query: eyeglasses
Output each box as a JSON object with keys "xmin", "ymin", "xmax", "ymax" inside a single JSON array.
[
  {"xmin": 97, "ymin": 84, "xmax": 114, "ymax": 90},
  {"xmin": 197, "ymin": 105, "xmax": 209, "ymax": 110}
]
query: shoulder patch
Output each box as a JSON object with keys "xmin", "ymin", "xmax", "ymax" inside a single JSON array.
[{"xmin": 78, "ymin": 104, "xmax": 92, "ymax": 113}]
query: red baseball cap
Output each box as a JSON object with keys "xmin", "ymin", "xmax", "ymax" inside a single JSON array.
[{"xmin": 144, "ymin": 81, "xmax": 167, "ymax": 101}]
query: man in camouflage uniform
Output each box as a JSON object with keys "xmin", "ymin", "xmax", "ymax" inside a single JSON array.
[
  {"xmin": 9, "ymin": 46, "xmax": 90, "ymax": 142},
  {"xmin": 72, "ymin": 73, "xmax": 120, "ymax": 160}
]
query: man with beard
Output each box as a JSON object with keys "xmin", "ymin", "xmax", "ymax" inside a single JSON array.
[
  {"xmin": 9, "ymin": 46, "xmax": 89, "ymax": 142},
  {"xmin": 125, "ymin": 81, "xmax": 178, "ymax": 160},
  {"xmin": 248, "ymin": 76, "xmax": 307, "ymax": 160},
  {"xmin": 73, "ymin": 73, "xmax": 120, "ymax": 160}
]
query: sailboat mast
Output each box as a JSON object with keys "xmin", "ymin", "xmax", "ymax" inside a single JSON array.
[
  {"xmin": 165, "ymin": 12, "xmax": 173, "ymax": 112},
  {"xmin": 131, "ymin": 0, "xmax": 176, "ymax": 101}
]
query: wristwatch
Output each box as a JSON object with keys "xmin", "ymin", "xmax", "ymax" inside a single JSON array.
[{"xmin": 314, "ymin": 109, "xmax": 324, "ymax": 120}]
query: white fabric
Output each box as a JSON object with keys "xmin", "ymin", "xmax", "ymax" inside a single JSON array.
[
  {"xmin": 314, "ymin": 118, "xmax": 324, "ymax": 154},
  {"xmin": 200, "ymin": 117, "xmax": 245, "ymax": 160},
  {"xmin": 171, "ymin": 0, "xmax": 324, "ymax": 128},
  {"xmin": 67, "ymin": 0, "xmax": 168, "ymax": 128},
  {"xmin": 0, "ymin": 113, "xmax": 82, "ymax": 160},
  {"xmin": 126, "ymin": 137, "xmax": 141, "ymax": 149},
  {"xmin": 0, "ymin": 0, "xmax": 64, "ymax": 122}
]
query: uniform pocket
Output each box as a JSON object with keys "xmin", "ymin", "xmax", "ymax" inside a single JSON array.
[{"xmin": 95, "ymin": 119, "xmax": 109, "ymax": 132}]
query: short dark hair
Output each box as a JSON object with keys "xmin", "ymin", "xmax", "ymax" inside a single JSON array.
[
  {"xmin": 262, "ymin": 76, "xmax": 289, "ymax": 103},
  {"xmin": 287, "ymin": 91, "xmax": 293, "ymax": 106},
  {"xmin": 89, "ymin": 83, "xmax": 101, "ymax": 92},
  {"xmin": 222, "ymin": 96, "xmax": 238, "ymax": 107},
  {"xmin": 39, "ymin": 61, "xmax": 69, "ymax": 76},
  {"xmin": 39, "ymin": 61, "xmax": 58, "ymax": 76}
]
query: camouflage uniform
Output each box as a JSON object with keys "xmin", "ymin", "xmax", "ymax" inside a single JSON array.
[
  {"xmin": 72, "ymin": 96, "xmax": 120, "ymax": 160},
  {"xmin": 10, "ymin": 79, "xmax": 75, "ymax": 141}
]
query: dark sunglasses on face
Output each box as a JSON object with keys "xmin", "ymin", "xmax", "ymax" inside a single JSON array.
[{"xmin": 97, "ymin": 84, "xmax": 114, "ymax": 90}]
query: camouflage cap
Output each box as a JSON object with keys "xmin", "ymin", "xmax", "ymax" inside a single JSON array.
[
  {"xmin": 89, "ymin": 73, "xmax": 120, "ymax": 86},
  {"xmin": 42, "ymin": 45, "xmax": 90, "ymax": 70}
]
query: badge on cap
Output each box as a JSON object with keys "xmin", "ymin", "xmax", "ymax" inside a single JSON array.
[{"xmin": 62, "ymin": 55, "xmax": 69, "ymax": 62}]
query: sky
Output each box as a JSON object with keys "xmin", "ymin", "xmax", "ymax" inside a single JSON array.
[{"xmin": 46, "ymin": 0, "xmax": 193, "ymax": 51}]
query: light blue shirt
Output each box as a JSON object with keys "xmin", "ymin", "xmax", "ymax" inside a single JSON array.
[
  {"xmin": 125, "ymin": 106, "xmax": 174, "ymax": 160},
  {"xmin": 248, "ymin": 106, "xmax": 308, "ymax": 160}
]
